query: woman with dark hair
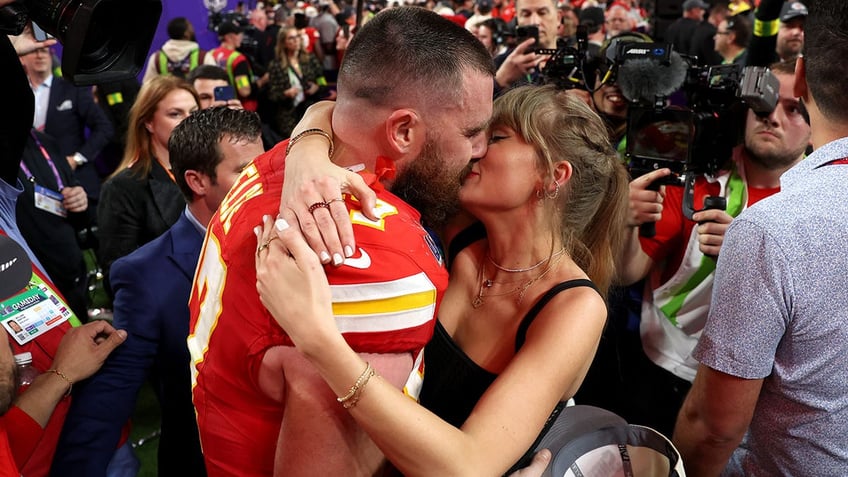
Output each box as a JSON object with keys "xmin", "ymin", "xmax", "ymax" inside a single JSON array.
[{"xmin": 97, "ymin": 76, "xmax": 198, "ymax": 293}]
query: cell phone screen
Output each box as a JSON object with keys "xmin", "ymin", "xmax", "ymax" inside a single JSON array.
[
  {"xmin": 515, "ymin": 25, "xmax": 540, "ymax": 51},
  {"xmin": 213, "ymin": 85, "xmax": 236, "ymax": 101}
]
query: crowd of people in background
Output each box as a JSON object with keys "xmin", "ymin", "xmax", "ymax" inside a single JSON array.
[{"xmin": 2, "ymin": 0, "xmax": 847, "ymax": 475}]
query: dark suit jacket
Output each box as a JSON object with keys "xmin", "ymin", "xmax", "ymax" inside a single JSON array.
[
  {"xmin": 52, "ymin": 211, "xmax": 207, "ymax": 477},
  {"xmin": 97, "ymin": 160, "xmax": 184, "ymax": 294},
  {"xmin": 16, "ymin": 130, "xmax": 88, "ymax": 319},
  {"xmin": 44, "ymin": 75, "xmax": 114, "ymax": 200}
]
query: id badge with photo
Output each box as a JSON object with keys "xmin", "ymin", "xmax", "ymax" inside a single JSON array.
[
  {"xmin": 34, "ymin": 185, "xmax": 67, "ymax": 218},
  {"xmin": 1, "ymin": 284, "xmax": 72, "ymax": 346}
]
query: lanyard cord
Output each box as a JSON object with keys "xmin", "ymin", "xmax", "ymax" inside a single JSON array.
[{"xmin": 19, "ymin": 130, "xmax": 66, "ymax": 190}]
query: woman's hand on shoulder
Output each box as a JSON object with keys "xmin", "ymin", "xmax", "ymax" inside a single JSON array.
[
  {"xmin": 279, "ymin": 100, "xmax": 377, "ymax": 265},
  {"xmin": 255, "ymin": 215, "xmax": 337, "ymax": 352}
]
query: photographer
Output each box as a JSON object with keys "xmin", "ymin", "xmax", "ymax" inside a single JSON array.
[
  {"xmin": 492, "ymin": 0, "xmax": 559, "ymax": 94},
  {"xmin": 617, "ymin": 60, "xmax": 810, "ymax": 434}
]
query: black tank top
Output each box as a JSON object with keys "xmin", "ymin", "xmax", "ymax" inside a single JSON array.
[{"xmin": 418, "ymin": 279, "xmax": 599, "ymax": 472}]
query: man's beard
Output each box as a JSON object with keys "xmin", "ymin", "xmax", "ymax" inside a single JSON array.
[
  {"xmin": 390, "ymin": 137, "xmax": 462, "ymax": 230},
  {"xmin": 745, "ymin": 135, "xmax": 806, "ymax": 171}
]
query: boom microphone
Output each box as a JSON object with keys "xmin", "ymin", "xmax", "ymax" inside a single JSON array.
[{"xmin": 617, "ymin": 48, "xmax": 688, "ymax": 104}]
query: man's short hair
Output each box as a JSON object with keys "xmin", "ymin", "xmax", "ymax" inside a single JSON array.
[
  {"xmin": 169, "ymin": 107, "xmax": 262, "ymax": 202},
  {"xmin": 725, "ymin": 14, "xmax": 751, "ymax": 47},
  {"xmin": 187, "ymin": 65, "xmax": 230, "ymax": 85},
  {"xmin": 338, "ymin": 6, "xmax": 495, "ymax": 108},
  {"xmin": 804, "ymin": 0, "xmax": 848, "ymax": 123},
  {"xmin": 167, "ymin": 17, "xmax": 192, "ymax": 40},
  {"xmin": 579, "ymin": 6, "xmax": 605, "ymax": 34}
]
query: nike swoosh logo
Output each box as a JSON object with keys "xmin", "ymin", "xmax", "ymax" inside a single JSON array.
[{"xmin": 343, "ymin": 248, "xmax": 371, "ymax": 269}]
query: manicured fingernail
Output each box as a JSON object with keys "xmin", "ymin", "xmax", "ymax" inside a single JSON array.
[
  {"xmin": 254, "ymin": 226, "xmax": 261, "ymax": 237},
  {"xmin": 344, "ymin": 245, "xmax": 354, "ymax": 257},
  {"xmin": 319, "ymin": 251, "xmax": 331, "ymax": 263},
  {"xmin": 263, "ymin": 214, "xmax": 270, "ymax": 222},
  {"xmin": 275, "ymin": 218, "xmax": 289, "ymax": 231},
  {"xmin": 333, "ymin": 253, "xmax": 344, "ymax": 266}
]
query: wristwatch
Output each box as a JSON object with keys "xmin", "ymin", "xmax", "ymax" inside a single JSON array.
[{"xmin": 72, "ymin": 153, "xmax": 87, "ymax": 167}]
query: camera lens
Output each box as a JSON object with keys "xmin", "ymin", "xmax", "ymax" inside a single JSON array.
[{"xmin": 25, "ymin": 0, "xmax": 162, "ymax": 84}]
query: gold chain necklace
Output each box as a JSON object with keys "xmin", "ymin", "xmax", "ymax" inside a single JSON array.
[
  {"xmin": 487, "ymin": 248, "xmax": 566, "ymax": 273},
  {"xmin": 472, "ymin": 252, "xmax": 563, "ymax": 309}
]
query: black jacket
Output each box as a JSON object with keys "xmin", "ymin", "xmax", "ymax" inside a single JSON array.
[{"xmin": 97, "ymin": 160, "xmax": 184, "ymax": 294}]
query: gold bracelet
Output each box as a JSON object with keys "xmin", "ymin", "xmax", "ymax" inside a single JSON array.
[
  {"xmin": 285, "ymin": 128, "xmax": 334, "ymax": 158},
  {"xmin": 46, "ymin": 369, "xmax": 73, "ymax": 397},
  {"xmin": 337, "ymin": 362, "xmax": 376, "ymax": 409}
]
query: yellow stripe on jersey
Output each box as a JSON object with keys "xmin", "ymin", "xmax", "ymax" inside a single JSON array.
[
  {"xmin": 329, "ymin": 272, "xmax": 437, "ymax": 333},
  {"xmin": 332, "ymin": 290, "xmax": 434, "ymax": 315}
]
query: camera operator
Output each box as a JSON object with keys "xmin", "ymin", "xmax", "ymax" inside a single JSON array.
[
  {"xmin": 584, "ymin": 32, "xmax": 654, "ymax": 154},
  {"xmin": 492, "ymin": 0, "xmax": 559, "ymax": 95},
  {"xmin": 616, "ymin": 59, "xmax": 810, "ymax": 434}
]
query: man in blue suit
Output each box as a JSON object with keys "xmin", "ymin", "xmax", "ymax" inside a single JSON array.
[
  {"xmin": 52, "ymin": 107, "xmax": 264, "ymax": 477},
  {"xmin": 20, "ymin": 46, "xmax": 114, "ymax": 208}
]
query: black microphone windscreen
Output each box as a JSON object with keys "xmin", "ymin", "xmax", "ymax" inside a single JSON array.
[{"xmin": 617, "ymin": 51, "xmax": 688, "ymax": 104}]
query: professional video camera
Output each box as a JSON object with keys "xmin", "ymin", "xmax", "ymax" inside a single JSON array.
[
  {"xmin": 0, "ymin": 0, "xmax": 162, "ymax": 85},
  {"xmin": 603, "ymin": 40, "xmax": 779, "ymax": 221},
  {"xmin": 535, "ymin": 25, "xmax": 593, "ymax": 90}
]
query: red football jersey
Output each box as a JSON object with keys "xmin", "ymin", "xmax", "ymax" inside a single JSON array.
[{"xmin": 187, "ymin": 141, "xmax": 448, "ymax": 476}]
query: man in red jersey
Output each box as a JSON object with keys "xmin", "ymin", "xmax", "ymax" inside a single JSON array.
[{"xmin": 188, "ymin": 7, "xmax": 494, "ymax": 476}]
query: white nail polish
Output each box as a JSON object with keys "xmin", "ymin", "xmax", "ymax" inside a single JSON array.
[
  {"xmin": 263, "ymin": 214, "xmax": 270, "ymax": 222},
  {"xmin": 344, "ymin": 245, "xmax": 354, "ymax": 257},
  {"xmin": 254, "ymin": 226, "xmax": 261, "ymax": 236},
  {"xmin": 333, "ymin": 253, "xmax": 344, "ymax": 266},
  {"xmin": 320, "ymin": 251, "xmax": 331, "ymax": 263},
  {"xmin": 275, "ymin": 218, "xmax": 289, "ymax": 231}
]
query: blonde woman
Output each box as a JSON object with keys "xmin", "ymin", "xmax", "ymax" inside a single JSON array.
[
  {"xmin": 256, "ymin": 85, "xmax": 629, "ymax": 475},
  {"xmin": 265, "ymin": 25, "xmax": 328, "ymax": 137}
]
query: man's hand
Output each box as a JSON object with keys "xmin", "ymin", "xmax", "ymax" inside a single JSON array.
[
  {"xmin": 495, "ymin": 38, "xmax": 542, "ymax": 88},
  {"xmin": 8, "ymin": 23, "xmax": 58, "ymax": 56},
  {"xmin": 507, "ymin": 449, "xmax": 551, "ymax": 477},
  {"xmin": 693, "ymin": 209, "xmax": 733, "ymax": 257},
  {"xmin": 628, "ymin": 168, "xmax": 671, "ymax": 227},
  {"xmin": 51, "ymin": 320, "xmax": 127, "ymax": 384},
  {"xmin": 61, "ymin": 186, "xmax": 88, "ymax": 213}
]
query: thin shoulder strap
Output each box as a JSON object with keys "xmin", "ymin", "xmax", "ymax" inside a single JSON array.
[
  {"xmin": 514, "ymin": 279, "xmax": 599, "ymax": 351},
  {"xmin": 446, "ymin": 221, "xmax": 486, "ymax": 269}
]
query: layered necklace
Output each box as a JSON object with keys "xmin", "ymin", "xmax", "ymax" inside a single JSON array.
[{"xmin": 472, "ymin": 248, "xmax": 566, "ymax": 308}]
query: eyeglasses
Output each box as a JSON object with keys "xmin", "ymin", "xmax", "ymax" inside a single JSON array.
[{"xmin": 715, "ymin": 30, "xmax": 731, "ymax": 35}]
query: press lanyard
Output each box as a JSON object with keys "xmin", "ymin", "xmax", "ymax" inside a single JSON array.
[{"xmin": 19, "ymin": 130, "xmax": 65, "ymax": 190}]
